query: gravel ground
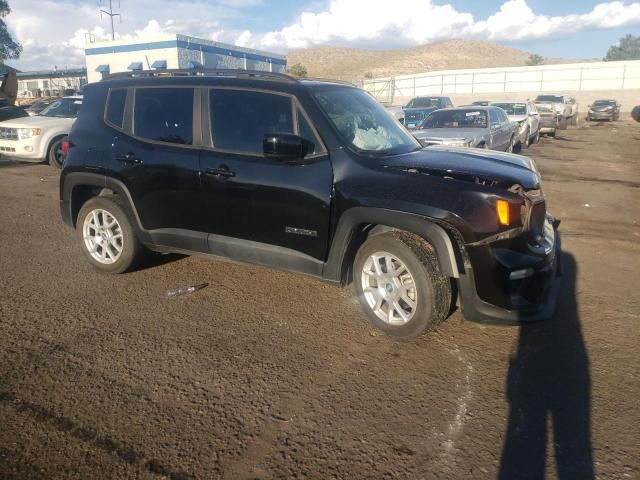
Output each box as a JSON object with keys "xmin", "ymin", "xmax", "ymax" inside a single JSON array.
[{"xmin": 1, "ymin": 118, "xmax": 639, "ymax": 479}]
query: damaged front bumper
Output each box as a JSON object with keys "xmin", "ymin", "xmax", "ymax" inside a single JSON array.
[{"xmin": 457, "ymin": 215, "xmax": 562, "ymax": 325}]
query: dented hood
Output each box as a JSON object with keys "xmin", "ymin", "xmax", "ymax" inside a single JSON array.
[{"xmin": 381, "ymin": 146, "xmax": 541, "ymax": 190}]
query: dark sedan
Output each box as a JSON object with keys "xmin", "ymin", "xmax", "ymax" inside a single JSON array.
[
  {"xmin": 0, "ymin": 103, "xmax": 29, "ymax": 122},
  {"xmin": 587, "ymin": 99, "xmax": 620, "ymax": 121}
]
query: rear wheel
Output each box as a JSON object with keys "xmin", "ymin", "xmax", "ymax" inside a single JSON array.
[
  {"xmin": 47, "ymin": 137, "xmax": 65, "ymax": 169},
  {"xmin": 77, "ymin": 197, "xmax": 142, "ymax": 273},
  {"xmin": 354, "ymin": 231, "xmax": 451, "ymax": 339}
]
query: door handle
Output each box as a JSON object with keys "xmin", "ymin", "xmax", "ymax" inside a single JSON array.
[
  {"xmin": 205, "ymin": 166, "xmax": 236, "ymax": 178},
  {"xmin": 116, "ymin": 152, "xmax": 142, "ymax": 165}
]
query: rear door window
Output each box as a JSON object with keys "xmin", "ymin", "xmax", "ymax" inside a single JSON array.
[
  {"xmin": 489, "ymin": 109, "xmax": 499, "ymax": 125},
  {"xmin": 134, "ymin": 88, "xmax": 194, "ymax": 145},
  {"xmin": 210, "ymin": 89, "xmax": 293, "ymax": 154},
  {"xmin": 105, "ymin": 88, "xmax": 127, "ymax": 129}
]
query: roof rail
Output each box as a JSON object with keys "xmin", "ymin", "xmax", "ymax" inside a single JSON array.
[
  {"xmin": 303, "ymin": 77, "xmax": 358, "ymax": 87},
  {"xmin": 103, "ymin": 68, "xmax": 299, "ymax": 83}
]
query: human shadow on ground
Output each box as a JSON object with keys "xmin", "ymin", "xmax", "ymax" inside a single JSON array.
[{"xmin": 498, "ymin": 253, "xmax": 595, "ymax": 480}]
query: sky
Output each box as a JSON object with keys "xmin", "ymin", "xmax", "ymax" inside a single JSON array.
[{"xmin": 6, "ymin": 0, "xmax": 640, "ymax": 71}]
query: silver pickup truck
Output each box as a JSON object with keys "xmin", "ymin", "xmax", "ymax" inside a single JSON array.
[{"xmin": 534, "ymin": 94, "xmax": 578, "ymax": 129}]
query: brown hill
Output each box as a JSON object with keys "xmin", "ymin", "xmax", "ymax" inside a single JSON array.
[{"xmin": 286, "ymin": 39, "xmax": 575, "ymax": 81}]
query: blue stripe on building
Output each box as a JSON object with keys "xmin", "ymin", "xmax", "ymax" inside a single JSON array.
[{"xmin": 85, "ymin": 39, "xmax": 286, "ymax": 66}]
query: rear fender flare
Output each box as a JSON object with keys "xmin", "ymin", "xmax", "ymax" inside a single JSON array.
[{"xmin": 61, "ymin": 172, "xmax": 145, "ymax": 234}]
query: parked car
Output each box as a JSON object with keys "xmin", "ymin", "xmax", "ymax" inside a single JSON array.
[
  {"xmin": 534, "ymin": 94, "xmax": 575, "ymax": 129},
  {"xmin": 491, "ymin": 101, "xmax": 540, "ymax": 148},
  {"xmin": 632, "ymin": 105, "xmax": 640, "ymax": 123},
  {"xmin": 412, "ymin": 106, "xmax": 518, "ymax": 152},
  {"xmin": 403, "ymin": 96, "xmax": 453, "ymax": 129},
  {"xmin": 0, "ymin": 96, "xmax": 82, "ymax": 168},
  {"xmin": 534, "ymin": 102, "xmax": 558, "ymax": 137},
  {"xmin": 587, "ymin": 99, "xmax": 620, "ymax": 121},
  {"xmin": 471, "ymin": 101, "xmax": 490, "ymax": 106},
  {"xmin": 0, "ymin": 103, "xmax": 29, "ymax": 122},
  {"xmin": 60, "ymin": 69, "xmax": 560, "ymax": 339},
  {"xmin": 24, "ymin": 98, "xmax": 54, "ymax": 116}
]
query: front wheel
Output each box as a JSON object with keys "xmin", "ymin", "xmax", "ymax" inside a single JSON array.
[
  {"xmin": 354, "ymin": 231, "xmax": 452, "ymax": 339},
  {"xmin": 47, "ymin": 137, "xmax": 65, "ymax": 169},
  {"xmin": 533, "ymin": 129, "xmax": 540, "ymax": 144},
  {"xmin": 77, "ymin": 197, "xmax": 142, "ymax": 273},
  {"xmin": 506, "ymin": 135, "xmax": 515, "ymax": 153},
  {"xmin": 522, "ymin": 128, "xmax": 531, "ymax": 149}
]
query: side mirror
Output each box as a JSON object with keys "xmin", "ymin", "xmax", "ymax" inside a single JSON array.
[{"xmin": 263, "ymin": 133, "xmax": 314, "ymax": 161}]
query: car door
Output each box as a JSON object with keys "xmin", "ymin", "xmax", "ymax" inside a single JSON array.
[
  {"xmin": 528, "ymin": 102, "xmax": 540, "ymax": 135},
  {"xmin": 104, "ymin": 86, "xmax": 205, "ymax": 250},
  {"xmin": 199, "ymin": 87, "xmax": 333, "ymax": 262},
  {"xmin": 498, "ymin": 109, "xmax": 513, "ymax": 150},
  {"xmin": 488, "ymin": 108, "xmax": 505, "ymax": 150}
]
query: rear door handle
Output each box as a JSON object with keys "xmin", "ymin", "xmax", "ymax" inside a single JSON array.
[
  {"xmin": 205, "ymin": 166, "xmax": 236, "ymax": 178},
  {"xmin": 116, "ymin": 152, "xmax": 142, "ymax": 165}
]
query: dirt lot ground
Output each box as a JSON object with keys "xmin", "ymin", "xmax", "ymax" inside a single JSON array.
[{"xmin": 1, "ymin": 119, "xmax": 639, "ymax": 480}]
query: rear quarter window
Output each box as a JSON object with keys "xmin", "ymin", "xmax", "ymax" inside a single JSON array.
[{"xmin": 105, "ymin": 89, "xmax": 127, "ymax": 129}]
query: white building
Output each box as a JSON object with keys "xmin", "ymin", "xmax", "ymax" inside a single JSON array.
[
  {"xmin": 85, "ymin": 34, "xmax": 287, "ymax": 83},
  {"xmin": 17, "ymin": 68, "xmax": 87, "ymax": 98}
]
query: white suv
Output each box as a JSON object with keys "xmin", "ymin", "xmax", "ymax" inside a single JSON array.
[{"xmin": 0, "ymin": 96, "xmax": 82, "ymax": 168}]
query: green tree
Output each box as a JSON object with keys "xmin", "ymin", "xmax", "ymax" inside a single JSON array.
[
  {"xmin": 526, "ymin": 53, "xmax": 544, "ymax": 66},
  {"xmin": 0, "ymin": 0, "xmax": 21, "ymax": 62},
  {"xmin": 605, "ymin": 34, "xmax": 640, "ymax": 61},
  {"xmin": 288, "ymin": 63, "xmax": 308, "ymax": 78},
  {"xmin": 364, "ymin": 71, "xmax": 374, "ymax": 79}
]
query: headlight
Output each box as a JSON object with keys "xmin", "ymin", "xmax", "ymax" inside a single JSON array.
[
  {"xmin": 17, "ymin": 128, "xmax": 41, "ymax": 140},
  {"xmin": 444, "ymin": 139, "xmax": 473, "ymax": 148}
]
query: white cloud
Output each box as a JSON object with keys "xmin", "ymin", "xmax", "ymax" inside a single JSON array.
[
  {"xmin": 473, "ymin": 0, "xmax": 640, "ymax": 41},
  {"xmin": 6, "ymin": 0, "xmax": 243, "ymax": 70},
  {"xmin": 256, "ymin": 0, "xmax": 640, "ymax": 49},
  {"xmin": 6, "ymin": 0, "xmax": 640, "ymax": 71}
]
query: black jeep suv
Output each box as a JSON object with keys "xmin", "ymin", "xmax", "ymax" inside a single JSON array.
[{"xmin": 60, "ymin": 69, "xmax": 561, "ymax": 339}]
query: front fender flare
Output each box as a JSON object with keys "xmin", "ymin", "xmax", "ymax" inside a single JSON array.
[{"xmin": 323, "ymin": 207, "xmax": 462, "ymax": 282}]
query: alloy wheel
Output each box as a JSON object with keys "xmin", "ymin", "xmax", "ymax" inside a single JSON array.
[
  {"xmin": 361, "ymin": 251, "xmax": 418, "ymax": 325},
  {"xmin": 82, "ymin": 209, "xmax": 124, "ymax": 264}
]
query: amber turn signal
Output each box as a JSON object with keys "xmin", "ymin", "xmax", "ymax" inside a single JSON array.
[{"xmin": 496, "ymin": 200, "xmax": 510, "ymax": 226}]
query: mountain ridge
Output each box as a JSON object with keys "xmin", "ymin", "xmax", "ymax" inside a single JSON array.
[{"xmin": 286, "ymin": 39, "xmax": 587, "ymax": 81}]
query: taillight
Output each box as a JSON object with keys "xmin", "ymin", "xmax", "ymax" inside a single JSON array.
[{"xmin": 61, "ymin": 139, "xmax": 69, "ymax": 156}]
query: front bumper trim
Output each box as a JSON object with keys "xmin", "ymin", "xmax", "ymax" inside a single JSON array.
[{"xmin": 458, "ymin": 229, "xmax": 562, "ymax": 325}]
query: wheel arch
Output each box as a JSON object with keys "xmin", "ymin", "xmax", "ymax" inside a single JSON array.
[
  {"xmin": 62, "ymin": 172, "xmax": 142, "ymax": 231},
  {"xmin": 324, "ymin": 207, "xmax": 465, "ymax": 284}
]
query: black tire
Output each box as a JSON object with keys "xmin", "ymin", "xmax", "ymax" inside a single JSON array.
[
  {"xmin": 47, "ymin": 136, "xmax": 65, "ymax": 169},
  {"xmin": 533, "ymin": 129, "xmax": 540, "ymax": 144},
  {"xmin": 522, "ymin": 127, "xmax": 530, "ymax": 149},
  {"xmin": 549, "ymin": 130, "xmax": 556, "ymax": 138},
  {"xmin": 558, "ymin": 116, "xmax": 568, "ymax": 130},
  {"xmin": 506, "ymin": 135, "xmax": 515, "ymax": 153},
  {"xmin": 77, "ymin": 196, "xmax": 142, "ymax": 274},
  {"xmin": 353, "ymin": 231, "xmax": 452, "ymax": 339}
]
